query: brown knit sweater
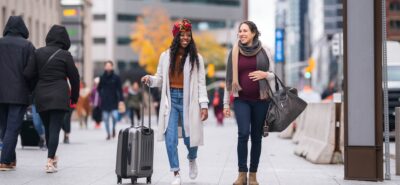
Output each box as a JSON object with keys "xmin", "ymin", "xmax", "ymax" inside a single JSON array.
[{"xmin": 169, "ymin": 54, "xmax": 184, "ymax": 89}]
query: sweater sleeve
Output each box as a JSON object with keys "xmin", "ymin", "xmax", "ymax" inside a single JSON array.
[{"xmin": 149, "ymin": 51, "xmax": 165, "ymax": 88}]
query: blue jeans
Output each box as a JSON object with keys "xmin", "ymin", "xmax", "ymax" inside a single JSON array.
[
  {"xmin": 0, "ymin": 104, "xmax": 27, "ymax": 164},
  {"xmin": 31, "ymin": 105, "xmax": 44, "ymax": 136},
  {"xmin": 102, "ymin": 110, "xmax": 119, "ymax": 136},
  {"xmin": 234, "ymin": 98, "xmax": 270, "ymax": 172},
  {"xmin": 165, "ymin": 88, "xmax": 198, "ymax": 172}
]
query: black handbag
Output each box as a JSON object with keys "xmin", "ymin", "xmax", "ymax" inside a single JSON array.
[{"xmin": 263, "ymin": 74, "xmax": 307, "ymax": 137}]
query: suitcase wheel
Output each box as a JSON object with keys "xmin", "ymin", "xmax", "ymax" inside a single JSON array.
[
  {"xmin": 146, "ymin": 176, "xmax": 151, "ymax": 184},
  {"xmin": 117, "ymin": 176, "xmax": 122, "ymax": 184},
  {"xmin": 131, "ymin": 177, "xmax": 137, "ymax": 184}
]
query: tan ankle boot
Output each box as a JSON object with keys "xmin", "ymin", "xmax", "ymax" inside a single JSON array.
[
  {"xmin": 233, "ymin": 172, "xmax": 247, "ymax": 185},
  {"xmin": 248, "ymin": 172, "xmax": 259, "ymax": 185}
]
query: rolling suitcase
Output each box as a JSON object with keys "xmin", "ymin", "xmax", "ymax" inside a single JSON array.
[
  {"xmin": 20, "ymin": 105, "xmax": 40, "ymax": 148},
  {"xmin": 116, "ymin": 85, "xmax": 154, "ymax": 184}
]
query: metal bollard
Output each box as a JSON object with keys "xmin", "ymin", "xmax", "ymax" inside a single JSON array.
[{"xmin": 396, "ymin": 107, "xmax": 400, "ymax": 175}]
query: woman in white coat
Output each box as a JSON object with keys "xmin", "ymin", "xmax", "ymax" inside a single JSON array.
[{"xmin": 142, "ymin": 19, "xmax": 208, "ymax": 185}]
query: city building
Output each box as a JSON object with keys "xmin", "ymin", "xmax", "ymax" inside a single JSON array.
[
  {"xmin": 91, "ymin": 0, "xmax": 245, "ymax": 76},
  {"xmin": 324, "ymin": 0, "xmax": 343, "ymax": 38},
  {"xmin": 0, "ymin": 0, "xmax": 61, "ymax": 47},
  {"xmin": 387, "ymin": 0, "xmax": 400, "ymax": 41},
  {"xmin": 276, "ymin": 0, "xmax": 339, "ymax": 92},
  {"xmin": 282, "ymin": 0, "xmax": 309, "ymax": 87},
  {"xmin": 61, "ymin": 0, "xmax": 93, "ymax": 87}
]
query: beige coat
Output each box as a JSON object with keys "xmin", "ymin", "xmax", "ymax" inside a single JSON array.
[{"xmin": 149, "ymin": 50, "xmax": 209, "ymax": 147}]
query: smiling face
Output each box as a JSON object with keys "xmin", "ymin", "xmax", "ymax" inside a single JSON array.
[
  {"xmin": 179, "ymin": 31, "xmax": 192, "ymax": 48},
  {"xmin": 238, "ymin": 23, "xmax": 256, "ymax": 46}
]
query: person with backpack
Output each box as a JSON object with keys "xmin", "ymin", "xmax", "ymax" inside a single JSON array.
[{"xmin": 23, "ymin": 25, "xmax": 80, "ymax": 173}]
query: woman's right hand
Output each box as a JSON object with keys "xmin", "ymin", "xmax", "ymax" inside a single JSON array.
[
  {"xmin": 223, "ymin": 108, "xmax": 231, "ymax": 118},
  {"xmin": 141, "ymin": 75, "xmax": 150, "ymax": 85}
]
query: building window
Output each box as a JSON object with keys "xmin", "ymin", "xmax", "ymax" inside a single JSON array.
[
  {"xmin": 324, "ymin": 21, "xmax": 342, "ymax": 30},
  {"xmin": 117, "ymin": 14, "xmax": 137, "ymax": 22},
  {"xmin": 192, "ymin": 20, "xmax": 226, "ymax": 30},
  {"xmin": 390, "ymin": 2, "xmax": 400, "ymax": 11},
  {"xmin": 337, "ymin": 21, "xmax": 343, "ymax": 28},
  {"xmin": 324, "ymin": 0, "xmax": 341, "ymax": 5},
  {"xmin": 172, "ymin": 17, "xmax": 227, "ymax": 30},
  {"xmin": 94, "ymin": 37, "xmax": 106, "ymax": 44},
  {"xmin": 117, "ymin": 60, "xmax": 128, "ymax": 72},
  {"xmin": 390, "ymin": 20, "xmax": 400, "ymax": 29},
  {"xmin": 117, "ymin": 37, "xmax": 131, "ymax": 45},
  {"xmin": 93, "ymin": 14, "xmax": 106, "ymax": 20}
]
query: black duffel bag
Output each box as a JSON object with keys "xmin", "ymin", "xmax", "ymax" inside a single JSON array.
[{"xmin": 263, "ymin": 74, "xmax": 307, "ymax": 137}]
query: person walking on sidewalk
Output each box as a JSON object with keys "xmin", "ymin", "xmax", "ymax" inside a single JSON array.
[
  {"xmin": 0, "ymin": 16, "xmax": 35, "ymax": 171},
  {"xmin": 142, "ymin": 19, "xmax": 209, "ymax": 185},
  {"xmin": 126, "ymin": 81, "xmax": 143, "ymax": 126},
  {"xmin": 76, "ymin": 81, "xmax": 91, "ymax": 129},
  {"xmin": 23, "ymin": 25, "xmax": 80, "ymax": 173},
  {"xmin": 213, "ymin": 82, "xmax": 225, "ymax": 125},
  {"xmin": 223, "ymin": 21, "xmax": 275, "ymax": 185},
  {"xmin": 98, "ymin": 61, "xmax": 123, "ymax": 140},
  {"xmin": 91, "ymin": 77, "xmax": 102, "ymax": 129}
]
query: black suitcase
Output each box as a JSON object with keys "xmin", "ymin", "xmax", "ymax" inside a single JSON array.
[
  {"xmin": 20, "ymin": 106, "xmax": 40, "ymax": 148},
  {"xmin": 116, "ymin": 86, "xmax": 154, "ymax": 184}
]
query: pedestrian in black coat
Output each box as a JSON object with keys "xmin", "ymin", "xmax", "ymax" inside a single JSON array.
[
  {"xmin": 97, "ymin": 61, "xmax": 123, "ymax": 140},
  {"xmin": 0, "ymin": 16, "xmax": 35, "ymax": 171},
  {"xmin": 23, "ymin": 25, "xmax": 80, "ymax": 173}
]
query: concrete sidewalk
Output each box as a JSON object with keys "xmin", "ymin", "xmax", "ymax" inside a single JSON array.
[{"xmin": 1, "ymin": 115, "xmax": 400, "ymax": 185}]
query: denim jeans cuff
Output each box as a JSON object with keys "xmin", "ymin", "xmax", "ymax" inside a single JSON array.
[
  {"xmin": 239, "ymin": 168, "xmax": 248, "ymax": 172},
  {"xmin": 170, "ymin": 167, "xmax": 180, "ymax": 172},
  {"xmin": 249, "ymin": 169, "xmax": 258, "ymax": 173},
  {"xmin": 187, "ymin": 156, "xmax": 197, "ymax": 161}
]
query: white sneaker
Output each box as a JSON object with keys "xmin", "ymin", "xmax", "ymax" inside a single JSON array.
[
  {"xmin": 45, "ymin": 163, "xmax": 57, "ymax": 173},
  {"xmin": 171, "ymin": 174, "xmax": 181, "ymax": 185},
  {"xmin": 45, "ymin": 158, "xmax": 58, "ymax": 173},
  {"xmin": 189, "ymin": 159, "xmax": 198, "ymax": 180}
]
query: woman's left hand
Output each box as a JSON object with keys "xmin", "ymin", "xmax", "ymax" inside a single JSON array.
[
  {"xmin": 201, "ymin": 108, "xmax": 208, "ymax": 121},
  {"xmin": 249, "ymin": 70, "xmax": 268, "ymax": 81}
]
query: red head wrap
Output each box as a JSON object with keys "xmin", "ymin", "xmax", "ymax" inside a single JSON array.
[{"xmin": 172, "ymin": 19, "xmax": 192, "ymax": 37}]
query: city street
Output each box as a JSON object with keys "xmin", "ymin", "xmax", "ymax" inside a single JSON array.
[{"xmin": 1, "ymin": 113, "xmax": 400, "ymax": 185}]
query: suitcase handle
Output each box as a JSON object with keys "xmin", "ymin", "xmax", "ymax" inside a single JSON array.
[{"xmin": 140, "ymin": 83, "xmax": 151, "ymax": 129}]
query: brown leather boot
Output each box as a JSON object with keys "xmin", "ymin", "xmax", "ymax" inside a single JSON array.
[
  {"xmin": 248, "ymin": 172, "xmax": 259, "ymax": 185},
  {"xmin": 233, "ymin": 172, "xmax": 247, "ymax": 185}
]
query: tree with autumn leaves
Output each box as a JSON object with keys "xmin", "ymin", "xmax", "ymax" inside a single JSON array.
[{"xmin": 131, "ymin": 7, "xmax": 227, "ymax": 75}]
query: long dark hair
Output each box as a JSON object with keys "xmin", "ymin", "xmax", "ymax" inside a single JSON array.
[
  {"xmin": 169, "ymin": 32, "xmax": 199, "ymax": 74},
  {"xmin": 239, "ymin": 21, "xmax": 261, "ymax": 41}
]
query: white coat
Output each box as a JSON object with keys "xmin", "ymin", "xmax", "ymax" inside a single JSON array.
[{"xmin": 149, "ymin": 50, "xmax": 209, "ymax": 147}]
